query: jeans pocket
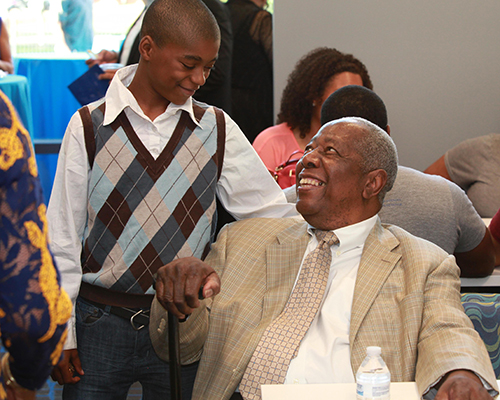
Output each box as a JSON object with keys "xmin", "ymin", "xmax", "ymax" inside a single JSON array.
[{"xmin": 76, "ymin": 298, "xmax": 106, "ymax": 326}]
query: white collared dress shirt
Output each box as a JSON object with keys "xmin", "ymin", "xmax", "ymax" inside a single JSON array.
[{"xmin": 284, "ymin": 215, "xmax": 378, "ymax": 384}]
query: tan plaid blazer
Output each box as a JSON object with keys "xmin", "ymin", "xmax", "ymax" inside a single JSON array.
[{"xmin": 150, "ymin": 217, "xmax": 498, "ymax": 400}]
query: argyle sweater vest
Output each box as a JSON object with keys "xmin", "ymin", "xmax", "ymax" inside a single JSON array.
[{"xmin": 78, "ymin": 101, "xmax": 226, "ymax": 294}]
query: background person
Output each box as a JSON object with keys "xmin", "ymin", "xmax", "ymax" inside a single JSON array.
[
  {"xmin": 0, "ymin": 17, "xmax": 14, "ymax": 74},
  {"xmin": 192, "ymin": 0, "xmax": 233, "ymax": 113},
  {"xmin": 85, "ymin": 0, "xmax": 153, "ymax": 80},
  {"xmin": 0, "ymin": 90, "xmax": 71, "ymax": 399},
  {"xmin": 226, "ymin": 0, "xmax": 273, "ymax": 142},
  {"xmin": 425, "ymin": 133, "xmax": 500, "ymax": 218},
  {"xmin": 151, "ymin": 117, "xmax": 498, "ymax": 400},
  {"xmin": 252, "ymin": 47, "xmax": 372, "ymax": 182},
  {"xmin": 59, "ymin": 0, "xmax": 93, "ymax": 52},
  {"xmin": 490, "ymin": 207, "xmax": 500, "ymax": 266}
]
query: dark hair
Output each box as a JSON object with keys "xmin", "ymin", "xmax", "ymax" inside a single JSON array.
[
  {"xmin": 142, "ymin": 0, "xmax": 220, "ymax": 48},
  {"xmin": 320, "ymin": 85, "xmax": 388, "ymax": 131},
  {"xmin": 277, "ymin": 47, "xmax": 372, "ymax": 138}
]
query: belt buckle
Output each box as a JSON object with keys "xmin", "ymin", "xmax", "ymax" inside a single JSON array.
[{"xmin": 130, "ymin": 309, "xmax": 148, "ymax": 331}]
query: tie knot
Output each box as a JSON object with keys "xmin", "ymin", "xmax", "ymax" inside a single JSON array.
[{"xmin": 314, "ymin": 230, "xmax": 339, "ymax": 248}]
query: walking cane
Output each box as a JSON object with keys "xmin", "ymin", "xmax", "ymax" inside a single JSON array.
[
  {"xmin": 167, "ymin": 287, "xmax": 204, "ymax": 400},
  {"xmin": 168, "ymin": 311, "xmax": 182, "ymax": 400}
]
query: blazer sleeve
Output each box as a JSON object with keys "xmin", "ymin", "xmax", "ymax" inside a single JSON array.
[
  {"xmin": 149, "ymin": 297, "xmax": 209, "ymax": 365},
  {"xmin": 415, "ymin": 254, "xmax": 498, "ymax": 397},
  {"xmin": 148, "ymin": 224, "xmax": 232, "ymax": 365}
]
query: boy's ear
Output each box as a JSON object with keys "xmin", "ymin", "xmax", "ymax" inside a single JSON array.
[{"xmin": 139, "ymin": 35, "xmax": 154, "ymax": 60}]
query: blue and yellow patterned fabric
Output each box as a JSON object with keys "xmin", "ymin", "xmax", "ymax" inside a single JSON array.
[
  {"xmin": 0, "ymin": 90, "xmax": 71, "ymax": 397},
  {"xmin": 461, "ymin": 292, "xmax": 500, "ymax": 378}
]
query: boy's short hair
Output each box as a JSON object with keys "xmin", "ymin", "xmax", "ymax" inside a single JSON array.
[{"xmin": 142, "ymin": 0, "xmax": 220, "ymax": 48}]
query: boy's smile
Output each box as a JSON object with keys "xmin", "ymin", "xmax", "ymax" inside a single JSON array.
[{"xmin": 143, "ymin": 36, "xmax": 219, "ymax": 106}]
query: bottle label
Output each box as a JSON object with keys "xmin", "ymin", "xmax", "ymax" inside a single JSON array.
[{"xmin": 356, "ymin": 382, "xmax": 390, "ymax": 400}]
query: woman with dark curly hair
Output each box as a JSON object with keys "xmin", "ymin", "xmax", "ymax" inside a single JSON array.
[{"xmin": 253, "ymin": 47, "xmax": 372, "ymax": 187}]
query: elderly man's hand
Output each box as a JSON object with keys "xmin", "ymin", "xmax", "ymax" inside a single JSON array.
[
  {"xmin": 435, "ymin": 369, "xmax": 493, "ymax": 399},
  {"xmin": 155, "ymin": 257, "xmax": 220, "ymax": 319}
]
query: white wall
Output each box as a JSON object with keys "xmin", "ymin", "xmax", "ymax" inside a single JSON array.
[{"xmin": 274, "ymin": 0, "xmax": 500, "ymax": 170}]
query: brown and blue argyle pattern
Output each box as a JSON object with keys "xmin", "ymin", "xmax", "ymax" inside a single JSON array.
[
  {"xmin": 239, "ymin": 230, "xmax": 339, "ymax": 400},
  {"xmin": 80, "ymin": 103, "xmax": 225, "ymax": 295}
]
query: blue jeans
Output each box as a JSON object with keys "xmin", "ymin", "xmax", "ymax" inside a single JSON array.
[{"xmin": 63, "ymin": 297, "xmax": 198, "ymax": 400}]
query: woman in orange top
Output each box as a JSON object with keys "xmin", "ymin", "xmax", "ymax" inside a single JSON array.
[{"xmin": 253, "ymin": 47, "xmax": 372, "ymax": 187}]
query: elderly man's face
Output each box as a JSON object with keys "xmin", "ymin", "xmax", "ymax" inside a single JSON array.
[{"xmin": 296, "ymin": 121, "xmax": 370, "ymax": 231}]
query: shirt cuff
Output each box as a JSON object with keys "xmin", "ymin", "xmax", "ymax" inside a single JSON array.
[{"xmin": 63, "ymin": 315, "xmax": 77, "ymax": 350}]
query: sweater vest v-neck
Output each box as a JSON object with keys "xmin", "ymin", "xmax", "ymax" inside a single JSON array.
[{"xmin": 78, "ymin": 101, "xmax": 225, "ymax": 294}]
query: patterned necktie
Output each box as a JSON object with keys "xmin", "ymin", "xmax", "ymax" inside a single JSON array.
[{"xmin": 239, "ymin": 230, "xmax": 339, "ymax": 400}]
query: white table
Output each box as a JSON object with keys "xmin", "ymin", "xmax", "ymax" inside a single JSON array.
[
  {"xmin": 262, "ymin": 382, "xmax": 420, "ymax": 400},
  {"xmin": 461, "ymin": 267, "xmax": 500, "ymax": 288},
  {"xmin": 262, "ymin": 380, "xmax": 500, "ymax": 399}
]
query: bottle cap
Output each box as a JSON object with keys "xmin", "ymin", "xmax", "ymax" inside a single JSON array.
[{"xmin": 366, "ymin": 346, "xmax": 381, "ymax": 356}]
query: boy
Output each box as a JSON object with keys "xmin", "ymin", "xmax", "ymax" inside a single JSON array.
[{"xmin": 47, "ymin": 0, "xmax": 296, "ymax": 398}]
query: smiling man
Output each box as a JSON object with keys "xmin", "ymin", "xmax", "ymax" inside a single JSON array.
[
  {"xmin": 151, "ymin": 117, "xmax": 498, "ymax": 400},
  {"xmin": 46, "ymin": 0, "xmax": 296, "ymax": 398}
]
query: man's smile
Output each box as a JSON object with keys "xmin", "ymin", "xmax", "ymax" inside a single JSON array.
[{"xmin": 298, "ymin": 177, "xmax": 326, "ymax": 188}]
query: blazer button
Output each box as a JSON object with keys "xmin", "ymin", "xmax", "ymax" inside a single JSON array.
[{"xmin": 158, "ymin": 318, "xmax": 166, "ymax": 334}]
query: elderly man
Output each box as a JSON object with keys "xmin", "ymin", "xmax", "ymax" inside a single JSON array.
[{"xmin": 151, "ymin": 117, "xmax": 498, "ymax": 400}]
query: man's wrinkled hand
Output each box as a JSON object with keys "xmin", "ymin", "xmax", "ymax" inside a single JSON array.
[
  {"xmin": 435, "ymin": 369, "xmax": 494, "ymax": 400},
  {"xmin": 155, "ymin": 257, "xmax": 220, "ymax": 319},
  {"xmin": 50, "ymin": 349, "xmax": 84, "ymax": 385}
]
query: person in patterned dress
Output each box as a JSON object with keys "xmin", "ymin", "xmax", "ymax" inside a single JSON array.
[{"xmin": 0, "ymin": 89, "xmax": 71, "ymax": 399}]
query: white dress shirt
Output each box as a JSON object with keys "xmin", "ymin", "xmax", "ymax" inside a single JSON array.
[
  {"xmin": 284, "ymin": 215, "xmax": 378, "ymax": 384},
  {"xmin": 47, "ymin": 65, "xmax": 297, "ymax": 349}
]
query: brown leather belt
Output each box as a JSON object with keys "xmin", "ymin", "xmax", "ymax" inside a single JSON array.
[
  {"xmin": 82, "ymin": 297, "xmax": 150, "ymax": 330},
  {"xmin": 79, "ymin": 282, "xmax": 154, "ymax": 309},
  {"xmin": 79, "ymin": 282, "xmax": 154, "ymax": 330}
]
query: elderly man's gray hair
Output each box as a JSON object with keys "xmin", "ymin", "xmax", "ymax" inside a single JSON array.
[{"xmin": 333, "ymin": 117, "xmax": 398, "ymax": 202}]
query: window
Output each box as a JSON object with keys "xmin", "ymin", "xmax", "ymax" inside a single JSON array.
[{"xmin": 3, "ymin": 0, "xmax": 144, "ymax": 55}]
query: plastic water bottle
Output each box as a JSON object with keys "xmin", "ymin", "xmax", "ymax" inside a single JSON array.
[{"xmin": 356, "ymin": 346, "xmax": 391, "ymax": 400}]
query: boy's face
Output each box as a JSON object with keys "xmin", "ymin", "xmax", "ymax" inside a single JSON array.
[{"xmin": 147, "ymin": 37, "xmax": 219, "ymax": 105}]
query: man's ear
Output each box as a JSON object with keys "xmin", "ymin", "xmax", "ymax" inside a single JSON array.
[
  {"xmin": 139, "ymin": 35, "xmax": 154, "ymax": 60},
  {"xmin": 362, "ymin": 169, "xmax": 388, "ymax": 200}
]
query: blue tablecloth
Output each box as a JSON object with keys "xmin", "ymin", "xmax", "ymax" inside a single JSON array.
[
  {"xmin": 0, "ymin": 74, "xmax": 34, "ymax": 134},
  {"xmin": 14, "ymin": 53, "xmax": 88, "ymax": 139},
  {"xmin": 14, "ymin": 53, "xmax": 89, "ymax": 202}
]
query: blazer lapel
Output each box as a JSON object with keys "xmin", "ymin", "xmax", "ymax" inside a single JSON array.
[
  {"xmin": 262, "ymin": 222, "xmax": 310, "ymax": 320},
  {"xmin": 349, "ymin": 220, "xmax": 401, "ymax": 345}
]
